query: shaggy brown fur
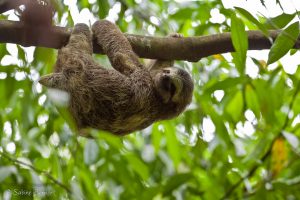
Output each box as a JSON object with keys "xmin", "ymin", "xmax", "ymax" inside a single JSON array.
[{"xmin": 39, "ymin": 20, "xmax": 194, "ymax": 136}]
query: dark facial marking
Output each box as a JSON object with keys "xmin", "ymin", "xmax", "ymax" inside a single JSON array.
[{"xmin": 161, "ymin": 75, "xmax": 176, "ymax": 99}]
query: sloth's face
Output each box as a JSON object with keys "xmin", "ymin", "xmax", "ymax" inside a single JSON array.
[{"xmin": 151, "ymin": 67, "xmax": 193, "ymax": 105}]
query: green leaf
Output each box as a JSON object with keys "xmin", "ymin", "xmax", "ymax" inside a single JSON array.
[
  {"xmin": 204, "ymin": 77, "xmax": 246, "ymax": 94},
  {"xmin": 264, "ymin": 13, "xmax": 296, "ymax": 29},
  {"xmin": 34, "ymin": 157, "xmax": 50, "ymax": 169},
  {"xmin": 84, "ymin": 139, "xmax": 99, "ymax": 165},
  {"xmin": 231, "ymin": 14, "xmax": 248, "ymax": 55},
  {"xmin": 51, "ymin": 153, "xmax": 63, "ymax": 181},
  {"xmin": 0, "ymin": 45, "xmax": 8, "ymax": 60},
  {"xmin": 0, "ymin": 115, "xmax": 3, "ymax": 132},
  {"xmin": 243, "ymin": 133, "xmax": 274, "ymax": 164},
  {"xmin": 290, "ymin": 49, "xmax": 298, "ymax": 56},
  {"xmin": 126, "ymin": 154, "xmax": 149, "ymax": 180},
  {"xmin": 56, "ymin": 106, "xmax": 77, "ymax": 132},
  {"xmin": 78, "ymin": 169, "xmax": 99, "ymax": 198},
  {"xmin": 164, "ymin": 123, "xmax": 181, "ymax": 167},
  {"xmin": 231, "ymin": 13, "xmax": 248, "ymax": 74},
  {"xmin": 225, "ymin": 91, "xmax": 244, "ymax": 122},
  {"xmin": 151, "ymin": 123, "xmax": 162, "ymax": 153},
  {"xmin": 141, "ymin": 186, "xmax": 161, "ymax": 200},
  {"xmin": 245, "ymin": 84, "xmax": 260, "ymax": 118},
  {"xmin": 235, "ymin": 7, "xmax": 268, "ymax": 35},
  {"xmin": 95, "ymin": 132, "xmax": 123, "ymax": 149},
  {"xmin": 171, "ymin": 8, "xmax": 194, "ymax": 20},
  {"xmin": 17, "ymin": 46, "xmax": 26, "ymax": 62},
  {"xmin": 0, "ymin": 166, "xmax": 17, "ymax": 182},
  {"xmin": 162, "ymin": 173, "xmax": 193, "ymax": 196},
  {"xmin": 97, "ymin": 0, "xmax": 110, "ymax": 19},
  {"xmin": 80, "ymin": 0, "xmax": 89, "ymax": 8},
  {"xmin": 67, "ymin": 10, "xmax": 74, "ymax": 26},
  {"xmin": 267, "ymin": 22, "xmax": 300, "ymax": 65}
]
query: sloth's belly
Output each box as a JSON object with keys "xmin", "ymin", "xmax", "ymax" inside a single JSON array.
[{"xmin": 108, "ymin": 114, "xmax": 154, "ymax": 135}]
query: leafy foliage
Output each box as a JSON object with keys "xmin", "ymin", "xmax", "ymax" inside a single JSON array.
[
  {"xmin": 0, "ymin": 0, "xmax": 300, "ymax": 199},
  {"xmin": 267, "ymin": 22, "xmax": 299, "ymax": 64}
]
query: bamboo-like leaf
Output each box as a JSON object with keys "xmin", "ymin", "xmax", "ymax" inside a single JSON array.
[
  {"xmin": 231, "ymin": 13, "xmax": 248, "ymax": 74},
  {"xmin": 267, "ymin": 22, "xmax": 299, "ymax": 65},
  {"xmin": 245, "ymin": 84, "xmax": 260, "ymax": 118},
  {"xmin": 235, "ymin": 7, "xmax": 268, "ymax": 35},
  {"xmin": 226, "ymin": 91, "xmax": 244, "ymax": 122},
  {"xmin": 264, "ymin": 13, "xmax": 296, "ymax": 29}
]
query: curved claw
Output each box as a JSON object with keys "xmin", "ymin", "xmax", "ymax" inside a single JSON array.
[
  {"xmin": 39, "ymin": 73, "xmax": 66, "ymax": 90},
  {"xmin": 168, "ymin": 33, "xmax": 184, "ymax": 38}
]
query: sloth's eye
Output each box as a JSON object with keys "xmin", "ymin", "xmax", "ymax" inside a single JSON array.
[{"xmin": 163, "ymin": 69, "xmax": 170, "ymax": 74}]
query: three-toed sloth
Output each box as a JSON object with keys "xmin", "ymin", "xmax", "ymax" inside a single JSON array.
[{"xmin": 39, "ymin": 20, "xmax": 194, "ymax": 136}]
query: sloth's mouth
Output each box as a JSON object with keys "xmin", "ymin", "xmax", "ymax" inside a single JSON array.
[{"xmin": 162, "ymin": 76, "xmax": 176, "ymax": 98}]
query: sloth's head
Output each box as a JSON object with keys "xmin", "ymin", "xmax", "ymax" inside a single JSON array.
[{"xmin": 151, "ymin": 67, "xmax": 194, "ymax": 108}]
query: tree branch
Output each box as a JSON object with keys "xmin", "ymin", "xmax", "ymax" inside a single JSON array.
[
  {"xmin": 0, "ymin": 0, "xmax": 27, "ymax": 14},
  {"xmin": 0, "ymin": 20, "xmax": 300, "ymax": 62}
]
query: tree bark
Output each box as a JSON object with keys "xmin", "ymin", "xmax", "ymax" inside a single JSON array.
[
  {"xmin": 0, "ymin": 20, "xmax": 299, "ymax": 62},
  {"xmin": 0, "ymin": 0, "xmax": 25, "ymax": 14}
]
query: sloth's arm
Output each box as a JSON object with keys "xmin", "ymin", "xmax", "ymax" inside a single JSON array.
[{"xmin": 92, "ymin": 20, "xmax": 143, "ymax": 76}]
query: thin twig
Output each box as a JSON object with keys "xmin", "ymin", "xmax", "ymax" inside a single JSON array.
[{"xmin": 0, "ymin": 151, "xmax": 72, "ymax": 194}]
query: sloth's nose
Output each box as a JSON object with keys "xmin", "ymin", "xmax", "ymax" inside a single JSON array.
[{"xmin": 162, "ymin": 75, "xmax": 170, "ymax": 81}]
